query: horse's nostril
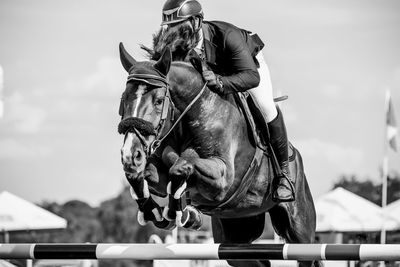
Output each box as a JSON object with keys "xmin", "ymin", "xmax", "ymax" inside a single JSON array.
[{"xmin": 133, "ymin": 149, "xmax": 144, "ymax": 166}]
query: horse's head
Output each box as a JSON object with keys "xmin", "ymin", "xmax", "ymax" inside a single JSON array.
[{"xmin": 118, "ymin": 43, "xmax": 173, "ymax": 177}]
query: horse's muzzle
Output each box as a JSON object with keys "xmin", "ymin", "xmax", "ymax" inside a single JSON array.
[
  {"xmin": 122, "ymin": 148, "xmax": 145, "ymax": 167},
  {"xmin": 121, "ymin": 133, "xmax": 147, "ymax": 174}
]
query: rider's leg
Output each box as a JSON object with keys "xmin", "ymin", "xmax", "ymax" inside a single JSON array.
[
  {"xmin": 251, "ymin": 52, "xmax": 294, "ymax": 202},
  {"xmin": 251, "ymin": 52, "xmax": 277, "ymax": 122}
]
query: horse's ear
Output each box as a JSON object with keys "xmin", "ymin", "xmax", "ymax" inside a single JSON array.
[
  {"xmin": 154, "ymin": 47, "xmax": 171, "ymax": 76},
  {"xmin": 119, "ymin": 42, "xmax": 137, "ymax": 72},
  {"xmin": 188, "ymin": 49, "xmax": 207, "ymax": 74}
]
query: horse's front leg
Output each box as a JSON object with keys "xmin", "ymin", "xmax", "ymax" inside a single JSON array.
[
  {"xmin": 163, "ymin": 156, "xmax": 196, "ymax": 227},
  {"xmin": 126, "ymin": 171, "xmax": 175, "ymax": 230},
  {"xmin": 163, "ymin": 149, "xmax": 229, "ymax": 229}
]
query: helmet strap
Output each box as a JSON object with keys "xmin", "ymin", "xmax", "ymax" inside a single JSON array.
[{"xmin": 190, "ymin": 17, "xmax": 202, "ymax": 34}]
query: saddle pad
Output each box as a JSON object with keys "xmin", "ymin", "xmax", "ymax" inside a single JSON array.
[{"xmin": 236, "ymin": 92, "xmax": 298, "ymax": 185}]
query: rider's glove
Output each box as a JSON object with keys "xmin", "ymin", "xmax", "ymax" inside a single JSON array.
[{"xmin": 202, "ymin": 70, "xmax": 224, "ymax": 95}]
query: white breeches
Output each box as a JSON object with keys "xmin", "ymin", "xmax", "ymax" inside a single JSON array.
[{"xmin": 250, "ymin": 51, "xmax": 278, "ymax": 122}]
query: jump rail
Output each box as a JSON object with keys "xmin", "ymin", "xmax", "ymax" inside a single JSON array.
[{"xmin": 1, "ymin": 243, "xmax": 400, "ymax": 261}]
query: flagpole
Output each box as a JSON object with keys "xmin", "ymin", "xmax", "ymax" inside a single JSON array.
[
  {"xmin": 380, "ymin": 90, "xmax": 391, "ymax": 246},
  {"xmin": 380, "ymin": 151, "xmax": 388, "ymax": 244},
  {"xmin": 378, "ymin": 91, "xmax": 390, "ymax": 267}
]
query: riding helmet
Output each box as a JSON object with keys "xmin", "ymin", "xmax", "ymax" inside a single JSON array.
[{"xmin": 161, "ymin": 0, "xmax": 203, "ymax": 25}]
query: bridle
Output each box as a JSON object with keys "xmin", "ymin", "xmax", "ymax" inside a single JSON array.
[{"xmin": 118, "ymin": 72, "xmax": 207, "ymax": 158}]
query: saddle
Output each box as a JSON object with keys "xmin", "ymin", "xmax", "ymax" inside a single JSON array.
[
  {"xmin": 235, "ymin": 91, "xmax": 296, "ymax": 161},
  {"xmin": 235, "ymin": 92, "xmax": 268, "ymax": 150}
]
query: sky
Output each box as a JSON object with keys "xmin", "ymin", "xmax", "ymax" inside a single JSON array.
[{"xmin": 0, "ymin": 0, "xmax": 399, "ymax": 206}]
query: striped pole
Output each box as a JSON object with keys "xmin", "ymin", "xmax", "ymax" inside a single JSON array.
[{"xmin": 1, "ymin": 244, "xmax": 400, "ymax": 261}]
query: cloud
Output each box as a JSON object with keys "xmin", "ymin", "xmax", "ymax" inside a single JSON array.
[
  {"xmin": 52, "ymin": 56, "xmax": 125, "ymax": 116},
  {"xmin": 83, "ymin": 57, "xmax": 124, "ymax": 94},
  {"xmin": 66, "ymin": 56, "xmax": 125, "ymax": 97},
  {"xmin": 0, "ymin": 138, "xmax": 51, "ymax": 159},
  {"xmin": 3, "ymin": 92, "xmax": 47, "ymax": 134}
]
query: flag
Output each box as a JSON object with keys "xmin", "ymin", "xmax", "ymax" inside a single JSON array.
[{"xmin": 386, "ymin": 90, "xmax": 398, "ymax": 152}]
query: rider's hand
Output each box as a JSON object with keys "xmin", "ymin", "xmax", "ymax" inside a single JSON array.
[{"xmin": 202, "ymin": 70, "xmax": 224, "ymax": 95}]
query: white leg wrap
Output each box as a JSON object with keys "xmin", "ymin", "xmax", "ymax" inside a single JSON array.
[
  {"xmin": 174, "ymin": 182, "xmax": 187, "ymax": 199},
  {"xmin": 166, "ymin": 182, "xmax": 171, "ymax": 194},
  {"xmin": 179, "ymin": 207, "xmax": 190, "ymax": 227},
  {"xmin": 129, "ymin": 187, "xmax": 138, "ymax": 200},
  {"xmin": 137, "ymin": 211, "xmax": 147, "ymax": 226},
  {"xmin": 175, "ymin": 211, "xmax": 185, "ymax": 227},
  {"xmin": 152, "ymin": 208, "xmax": 163, "ymax": 221},
  {"xmin": 129, "ymin": 180, "xmax": 150, "ymax": 199},
  {"xmin": 143, "ymin": 179, "xmax": 150, "ymax": 198}
]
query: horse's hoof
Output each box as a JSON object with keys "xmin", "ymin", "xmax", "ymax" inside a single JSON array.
[
  {"xmin": 176, "ymin": 210, "xmax": 190, "ymax": 227},
  {"xmin": 182, "ymin": 205, "xmax": 203, "ymax": 230}
]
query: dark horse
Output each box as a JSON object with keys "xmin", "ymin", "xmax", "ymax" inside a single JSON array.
[{"xmin": 117, "ymin": 36, "xmax": 318, "ymax": 267}]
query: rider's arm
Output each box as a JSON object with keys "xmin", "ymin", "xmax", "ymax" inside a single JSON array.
[{"xmin": 219, "ymin": 28, "xmax": 260, "ymax": 94}]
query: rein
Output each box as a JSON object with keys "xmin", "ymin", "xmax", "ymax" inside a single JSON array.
[
  {"xmin": 120, "ymin": 73, "xmax": 207, "ymax": 157},
  {"xmin": 149, "ymin": 81, "xmax": 208, "ymax": 155}
]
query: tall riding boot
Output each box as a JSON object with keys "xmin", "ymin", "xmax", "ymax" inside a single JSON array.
[{"xmin": 267, "ymin": 107, "xmax": 295, "ymax": 202}]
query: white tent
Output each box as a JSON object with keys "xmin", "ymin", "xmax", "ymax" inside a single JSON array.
[
  {"xmin": 315, "ymin": 187, "xmax": 400, "ymax": 232},
  {"xmin": 0, "ymin": 191, "xmax": 67, "ymax": 232},
  {"xmin": 0, "ymin": 260, "xmax": 17, "ymax": 267},
  {"xmin": 385, "ymin": 199, "xmax": 400, "ymax": 225}
]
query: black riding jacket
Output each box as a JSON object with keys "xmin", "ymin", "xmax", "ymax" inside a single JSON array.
[{"xmin": 202, "ymin": 20, "xmax": 262, "ymax": 94}]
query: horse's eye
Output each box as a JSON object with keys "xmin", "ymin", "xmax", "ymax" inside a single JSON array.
[{"xmin": 154, "ymin": 98, "xmax": 164, "ymax": 108}]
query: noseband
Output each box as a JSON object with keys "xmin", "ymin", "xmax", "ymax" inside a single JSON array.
[{"xmin": 118, "ymin": 72, "xmax": 207, "ymax": 157}]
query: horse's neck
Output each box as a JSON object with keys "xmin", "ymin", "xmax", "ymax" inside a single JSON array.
[{"xmin": 168, "ymin": 63, "xmax": 205, "ymax": 110}]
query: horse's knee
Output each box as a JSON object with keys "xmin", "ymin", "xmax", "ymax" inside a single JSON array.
[
  {"xmin": 213, "ymin": 182, "xmax": 228, "ymax": 202},
  {"xmin": 169, "ymin": 158, "xmax": 194, "ymax": 179}
]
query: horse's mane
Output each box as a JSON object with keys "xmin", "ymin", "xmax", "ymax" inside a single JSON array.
[
  {"xmin": 141, "ymin": 21, "xmax": 200, "ymax": 61},
  {"xmin": 140, "ymin": 22, "xmax": 205, "ymax": 95}
]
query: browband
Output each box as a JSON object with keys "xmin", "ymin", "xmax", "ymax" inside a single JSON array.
[{"xmin": 127, "ymin": 74, "xmax": 169, "ymax": 87}]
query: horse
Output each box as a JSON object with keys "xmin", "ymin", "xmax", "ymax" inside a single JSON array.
[{"xmin": 117, "ymin": 37, "xmax": 318, "ymax": 267}]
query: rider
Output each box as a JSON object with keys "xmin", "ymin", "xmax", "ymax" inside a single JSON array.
[{"xmin": 161, "ymin": 0, "xmax": 294, "ymax": 202}]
